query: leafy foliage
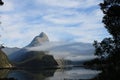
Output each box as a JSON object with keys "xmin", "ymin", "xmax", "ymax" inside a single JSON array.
[
  {"xmin": 100, "ymin": 0, "xmax": 120, "ymax": 45},
  {"xmin": 94, "ymin": 0, "xmax": 120, "ymax": 65},
  {"xmin": 93, "ymin": 38, "xmax": 114, "ymax": 59}
]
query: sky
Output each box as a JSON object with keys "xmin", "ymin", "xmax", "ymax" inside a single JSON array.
[{"xmin": 0, "ymin": 0, "xmax": 110, "ymax": 48}]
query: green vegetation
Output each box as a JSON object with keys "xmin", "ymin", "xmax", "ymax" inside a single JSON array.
[{"xmin": 0, "ymin": 50, "xmax": 12, "ymax": 68}]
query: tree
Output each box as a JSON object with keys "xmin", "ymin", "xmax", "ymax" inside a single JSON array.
[
  {"xmin": 93, "ymin": 38, "xmax": 114, "ymax": 59},
  {"xmin": 0, "ymin": 0, "xmax": 4, "ymax": 5},
  {"xmin": 94, "ymin": 0, "xmax": 120, "ymax": 65},
  {"xmin": 100, "ymin": 0, "xmax": 120, "ymax": 48}
]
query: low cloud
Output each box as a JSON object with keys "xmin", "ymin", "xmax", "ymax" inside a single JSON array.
[{"xmin": 27, "ymin": 42, "xmax": 95, "ymax": 60}]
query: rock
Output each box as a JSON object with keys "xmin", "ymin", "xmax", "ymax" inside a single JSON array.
[
  {"xmin": 0, "ymin": 50, "xmax": 12, "ymax": 68},
  {"xmin": 28, "ymin": 32, "xmax": 49, "ymax": 47},
  {"xmin": 10, "ymin": 51, "xmax": 58, "ymax": 69}
]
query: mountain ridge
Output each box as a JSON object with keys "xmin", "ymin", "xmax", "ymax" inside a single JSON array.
[
  {"xmin": 3, "ymin": 32, "xmax": 95, "ymax": 68},
  {"xmin": 27, "ymin": 32, "xmax": 49, "ymax": 47}
]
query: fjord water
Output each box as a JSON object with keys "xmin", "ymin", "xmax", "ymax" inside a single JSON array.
[{"xmin": 0, "ymin": 67, "xmax": 101, "ymax": 80}]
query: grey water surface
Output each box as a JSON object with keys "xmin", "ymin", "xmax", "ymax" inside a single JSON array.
[{"xmin": 0, "ymin": 67, "xmax": 101, "ymax": 80}]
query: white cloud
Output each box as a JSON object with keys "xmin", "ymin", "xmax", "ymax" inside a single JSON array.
[
  {"xmin": 35, "ymin": 0, "xmax": 101, "ymax": 9},
  {"xmin": 66, "ymin": 55, "xmax": 97, "ymax": 61},
  {"xmin": 42, "ymin": 10, "xmax": 102, "ymax": 25},
  {"xmin": 0, "ymin": 0, "xmax": 109, "ymax": 47},
  {"xmin": 35, "ymin": 0, "xmax": 80, "ymax": 8},
  {"xmin": 0, "ymin": 0, "xmax": 14, "ymax": 11},
  {"xmin": 27, "ymin": 42, "xmax": 95, "ymax": 60}
]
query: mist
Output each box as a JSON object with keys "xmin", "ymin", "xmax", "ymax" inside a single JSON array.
[{"xmin": 26, "ymin": 42, "xmax": 96, "ymax": 61}]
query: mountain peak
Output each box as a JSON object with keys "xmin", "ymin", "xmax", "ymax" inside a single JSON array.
[
  {"xmin": 27, "ymin": 32, "xmax": 49, "ymax": 47},
  {"xmin": 39, "ymin": 32, "xmax": 47, "ymax": 37}
]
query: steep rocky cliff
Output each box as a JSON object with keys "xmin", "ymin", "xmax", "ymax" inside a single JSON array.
[
  {"xmin": 10, "ymin": 51, "xmax": 58, "ymax": 69},
  {"xmin": 28, "ymin": 32, "xmax": 49, "ymax": 47},
  {"xmin": 9, "ymin": 32, "xmax": 58, "ymax": 69},
  {"xmin": 0, "ymin": 50, "xmax": 12, "ymax": 68}
]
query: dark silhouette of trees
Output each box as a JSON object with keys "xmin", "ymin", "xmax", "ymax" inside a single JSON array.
[
  {"xmin": 93, "ymin": 38, "xmax": 114, "ymax": 59},
  {"xmin": 94, "ymin": 0, "xmax": 120, "ymax": 66},
  {"xmin": 100, "ymin": 0, "xmax": 120, "ymax": 48},
  {"xmin": 0, "ymin": 0, "xmax": 4, "ymax": 6},
  {"xmin": 85, "ymin": 0, "xmax": 120, "ymax": 79}
]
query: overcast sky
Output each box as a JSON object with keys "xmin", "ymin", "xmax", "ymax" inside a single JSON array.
[{"xmin": 0, "ymin": 0, "xmax": 110, "ymax": 47}]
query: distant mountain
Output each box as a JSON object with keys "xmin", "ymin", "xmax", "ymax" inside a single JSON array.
[
  {"xmin": 9, "ymin": 32, "xmax": 58, "ymax": 68},
  {"xmin": 10, "ymin": 51, "xmax": 58, "ymax": 68},
  {"xmin": 9, "ymin": 48, "xmax": 28, "ymax": 61},
  {"xmin": 2, "ymin": 47, "xmax": 20, "ymax": 56},
  {"xmin": 9, "ymin": 32, "xmax": 95, "ymax": 68},
  {"xmin": 0, "ymin": 49, "xmax": 12, "ymax": 68},
  {"xmin": 27, "ymin": 32, "xmax": 49, "ymax": 47}
]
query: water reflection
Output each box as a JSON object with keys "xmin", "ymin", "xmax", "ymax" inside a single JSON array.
[
  {"xmin": 0, "ymin": 67, "xmax": 100, "ymax": 80},
  {"xmin": 46, "ymin": 67, "xmax": 100, "ymax": 80},
  {"xmin": 0, "ymin": 69, "xmax": 17, "ymax": 80},
  {"xmin": 0, "ymin": 69, "xmax": 9, "ymax": 78}
]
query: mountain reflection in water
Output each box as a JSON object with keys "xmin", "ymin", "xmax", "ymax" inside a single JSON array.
[{"xmin": 0, "ymin": 67, "xmax": 100, "ymax": 80}]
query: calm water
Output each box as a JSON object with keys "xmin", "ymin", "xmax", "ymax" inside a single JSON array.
[{"xmin": 0, "ymin": 67, "xmax": 101, "ymax": 80}]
